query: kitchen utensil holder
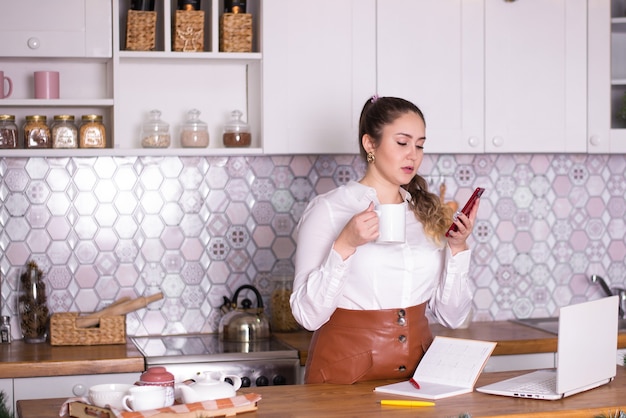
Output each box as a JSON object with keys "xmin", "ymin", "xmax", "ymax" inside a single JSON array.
[
  {"xmin": 220, "ymin": 13, "xmax": 252, "ymax": 52},
  {"xmin": 49, "ymin": 312, "xmax": 126, "ymax": 346},
  {"xmin": 126, "ymin": 10, "xmax": 157, "ymax": 51},
  {"xmin": 173, "ymin": 10, "xmax": 205, "ymax": 52}
]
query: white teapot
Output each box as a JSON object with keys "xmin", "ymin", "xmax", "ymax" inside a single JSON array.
[{"xmin": 177, "ymin": 372, "xmax": 242, "ymax": 403}]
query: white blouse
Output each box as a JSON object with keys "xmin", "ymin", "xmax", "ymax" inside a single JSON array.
[{"xmin": 290, "ymin": 181, "xmax": 473, "ymax": 331}]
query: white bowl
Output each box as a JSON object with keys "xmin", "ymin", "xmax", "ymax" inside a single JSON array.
[{"xmin": 89, "ymin": 383, "xmax": 133, "ymax": 410}]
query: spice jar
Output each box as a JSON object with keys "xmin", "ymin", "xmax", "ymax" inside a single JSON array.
[
  {"xmin": 223, "ymin": 110, "xmax": 251, "ymax": 148},
  {"xmin": 270, "ymin": 274, "xmax": 300, "ymax": 332},
  {"xmin": 23, "ymin": 115, "xmax": 51, "ymax": 149},
  {"xmin": 141, "ymin": 109, "xmax": 171, "ymax": 148},
  {"xmin": 0, "ymin": 114, "xmax": 18, "ymax": 149},
  {"xmin": 51, "ymin": 115, "xmax": 78, "ymax": 148},
  {"xmin": 0, "ymin": 316, "xmax": 11, "ymax": 344},
  {"xmin": 180, "ymin": 108, "xmax": 209, "ymax": 148},
  {"xmin": 79, "ymin": 114, "xmax": 106, "ymax": 148}
]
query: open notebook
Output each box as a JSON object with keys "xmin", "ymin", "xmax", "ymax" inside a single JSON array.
[{"xmin": 477, "ymin": 296, "xmax": 619, "ymax": 400}]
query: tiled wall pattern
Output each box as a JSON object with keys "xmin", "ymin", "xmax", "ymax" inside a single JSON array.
[{"xmin": 0, "ymin": 153, "xmax": 625, "ymax": 339}]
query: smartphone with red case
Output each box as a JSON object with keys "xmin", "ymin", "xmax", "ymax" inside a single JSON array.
[{"xmin": 445, "ymin": 187, "xmax": 485, "ymax": 237}]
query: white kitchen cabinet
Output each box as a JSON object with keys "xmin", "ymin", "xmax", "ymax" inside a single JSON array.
[
  {"xmin": 588, "ymin": 0, "xmax": 626, "ymax": 153},
  {"xmin": 0, "ymin": 0, "xmax": 112, "ymax": 58},
  {"xmin": 377, "ymin": 0, "xmax": 483, "ymax": 154},
  {"xmin": 0, "ymin": 0, "xmax": 263, "ymax": 156},
  {"xmin": 0, "ymin": 379, "xmax": 12, "ymax": 416},
  {"xmin": 378, "ymin": 0, "xmax": 587, "ymax": 154},
  {"xmin": 262, "ymin": 0, "xmax": 376, "ymax": 154}
]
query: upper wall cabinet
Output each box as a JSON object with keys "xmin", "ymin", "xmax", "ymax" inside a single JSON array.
[
  {"xmin": 0, "ymin": 0, "xmax": 262, "ymax": 156},
  {"xmin": 588, "ymin": 0, "xmax": 626, "ymax": 153},
  {"xmin": 377, "ymin": 0, "xmax": 483, "ymax": 154},
  {"xmin": 0, "ymin": 0, "xmax": 112, "ymax": 58},
  {"xmin": 378, "ymin": 0, "xmax": 588, "ymax": 154},
  {"xmin": 262, "ymin": 0, "xmax": 376, "ymax": 154}
]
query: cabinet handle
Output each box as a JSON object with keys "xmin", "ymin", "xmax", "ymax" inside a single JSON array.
[
  {"xmin": 589, "ymin": 135, "xmax": 601, "ymax": 146},
  {"xmin": 27, "ymin": 37, "xmax": 41, "ymax": 50},
  {"xmin": 468, "ymin": 136, "xmax": 481, "ymax": 148},
  {"xmin": 73, "ymin": 383, "xmax": 86, "ymax": 396},
  {"xmin": 491, "ymin": 136, "xmax": 504, "ymax": 147}
]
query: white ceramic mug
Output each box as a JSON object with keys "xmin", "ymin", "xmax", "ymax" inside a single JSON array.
[
  {"xmin": 0, "ymin": 71, "xmax": 12, "ymax": 99},
  {"xmin": 88, "ymin": 383, "xmax": 133, "ymax": 410},
  {"xmin": 122, "ymin": 385, "xmax": 167, "ymax": 412},
  {"xmin": 375, "ymin": 204, "xmax": 406, "ymax": 243},
  {"xmin": 34, "ymin": 71, "xmax": 60, "ymax": 99}
]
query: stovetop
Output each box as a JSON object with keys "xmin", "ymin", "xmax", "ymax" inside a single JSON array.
[{"xmin": 131, "ymin": 333, "xmax": 299, "ymax": 365}]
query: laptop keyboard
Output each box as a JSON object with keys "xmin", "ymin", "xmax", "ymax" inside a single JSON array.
[{"xmin": 510, "ymin": 376, "xmax": 556, "ymax": 394}]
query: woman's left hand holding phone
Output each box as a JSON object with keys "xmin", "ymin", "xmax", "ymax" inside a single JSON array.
[
  {"xmin": 446, "ymin": 198, "xmax": 480, "ymax": 255},
  {"xmin": 333, "ymin": 202, "xmax": 379, "ymax": 260}
]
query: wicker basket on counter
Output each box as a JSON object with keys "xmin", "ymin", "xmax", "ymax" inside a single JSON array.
[
  {"xmin": 125, "ymin": 10, "xmax": 157, "ymax": 51},
  {"xmin": 49, "ymin": 312, "xmax": 126, "ymax": 346},
  {"xmin": 220, "ymin": 13, "xmax": 252, "ymax": 52},
  {"xmin": 173, "ymin": 10, "xmax": 205, "ymax": 52}
]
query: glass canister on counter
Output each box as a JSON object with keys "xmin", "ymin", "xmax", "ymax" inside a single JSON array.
[
  {"xmin": 0, "ymin": 114, "xmax": 18, "ymax": 149},
  {"xmin": 51, "ymin": 115, "xmax": 78, "ymax": 149},
  {"xmin": 270, "ymin": 272, "xmax": 300, "ymax": 333},
  {"xmin": 79, "ymin": 114, "xmax": 106, "ymax": 148},
  {"xmin": 223, "ymin": 109, "xmax": 251, "ymax": 148},
  {"xmin": 180, "ymin": 108, "xmax": 209, "ymax": 147},
  {"xmin": 23, "ymin": 115, "xmax": 51, "ymax": 148},
  {"xmin": 141, "ymin": 109, "xmax": 171, "ymax": 148}
]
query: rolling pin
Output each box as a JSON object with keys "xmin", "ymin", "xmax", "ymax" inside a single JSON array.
[{"xmin": 76, "ymin": 292, "xmax": 164, "ymax": 328}]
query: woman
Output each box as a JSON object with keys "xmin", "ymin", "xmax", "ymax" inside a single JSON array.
[{"xmin": 290, "ymin": 96, "xmax": 479, "ymax": 384}]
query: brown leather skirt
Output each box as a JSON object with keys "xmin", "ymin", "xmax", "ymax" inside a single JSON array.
[{"xmin": 304, "ymin": 302, "xmax": 433, "ymax": 384}]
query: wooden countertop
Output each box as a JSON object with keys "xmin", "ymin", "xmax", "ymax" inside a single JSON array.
[
  {"xmin": 274, "ymin": 320, "xmax": 626, "ymax": 366},
  {"xmin": 0, "ymin": 339, "xmax": 145, "ymax": 379},
  {"xmin": 17, "ymin": 366, "xmax": 626, "ymax": 417}
]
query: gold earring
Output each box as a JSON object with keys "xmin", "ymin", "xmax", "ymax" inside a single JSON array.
[{"xmin": 366, "ymin": 152, "xmax": 375, "ymax": 164}]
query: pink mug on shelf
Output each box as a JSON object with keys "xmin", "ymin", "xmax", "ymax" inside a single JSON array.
[
  {"xmin": 34, "ymin": 71, "xmax": 60, "ymax": 99},
  {"xmin": 0, "ymin": 71, "xmax": 12, "ymax": 99}
]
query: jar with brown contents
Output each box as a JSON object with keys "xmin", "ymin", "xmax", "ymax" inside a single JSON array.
[
  {"xmin": 51, "ymin": 115, "xmax": 78, "ymax": 148},
  {"xmin": 0, "ymin": 114, "xmax": 18, "ymax": 149},
  {"xmin": 223, "ymin": 109, "xmax": 251, "ymax": 148},
  {"xmin": 270, "ymin": 274, "xmax": 300, "ymax": 332},
  {"xmin": 79, "ymin": 114, "xmax": 106, "ymax": 148},
  {"xmin": 23, "ymin": 115, "xmax": 51, "ymax": 149}
]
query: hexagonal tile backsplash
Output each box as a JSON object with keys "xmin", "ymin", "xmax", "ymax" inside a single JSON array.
[{"xmin": 1, "ymin": 153, "xmax": 625, "ymax": 339}]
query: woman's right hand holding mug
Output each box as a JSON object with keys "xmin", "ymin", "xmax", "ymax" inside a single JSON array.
[{"xmin": 333, "ymin": 202, "xmax": 379, "ymax": 260}]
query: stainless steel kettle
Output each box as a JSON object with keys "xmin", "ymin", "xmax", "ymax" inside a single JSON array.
[{"xmin": 218, "ymin": 284, "xmax": 270, "ymax": 342}]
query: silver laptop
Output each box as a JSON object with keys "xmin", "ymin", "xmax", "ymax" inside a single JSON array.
[{"xmin": 477, "ymin": 296, "xmax": 619, "ymax": 400}]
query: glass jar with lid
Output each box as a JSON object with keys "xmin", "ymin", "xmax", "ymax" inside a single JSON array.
[
  {"xmin": 0, "ymin": 114, "xmax": 18, "ymax": 149},
  {"xmin": 141, "ymin": 109, "xmax": 171, "ymax": 148},
  {"xmin": 180, "ymin": 108, "xmax": 209, "ymax": 148},
  {"xmin": 51, "ymin": 115, "xmax": 78, "ymax": 149},
  {"xmin": 223, "ymin": 110, "xmax": 251, "ymax": 148},
  {"xmin": 270, "ymin": 262, "xmax": 300, "ymax": 332},
  {"xmin": 79, "ymin": 114, "xmax": 106, "ymax": 148},
  {"xmin": 24, "ymin": 115, "xmax": 51, "ymax": 149}
]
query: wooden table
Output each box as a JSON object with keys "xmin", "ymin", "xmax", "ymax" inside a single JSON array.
[{"xmin": 17, "ymin": 367, "xmax": 626, "ymax": 418}]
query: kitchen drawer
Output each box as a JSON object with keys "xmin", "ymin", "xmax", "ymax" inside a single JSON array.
[{"xmin": 0, "ymin": 0, "xmax": 112, "ymax": 57}]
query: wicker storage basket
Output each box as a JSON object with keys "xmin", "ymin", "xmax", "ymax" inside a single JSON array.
[
  {"xmin": 49, "ymin": 312, "xmax": 126, "ymax": 346},
  {"xmin": 173, "ymin": 10, "xmax": 205, "ymax": 52},
  {"xmin": 126, "ymin": 10, "xmax": 157, "ymax": 51},
  {"xmin": 220, "ymin": 13, "xmax": 252, "ymax": 52}
]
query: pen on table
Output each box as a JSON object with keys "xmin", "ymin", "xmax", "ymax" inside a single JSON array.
[
  {"xmin": 409, "ymin": 378, "xmax": 420, "ymax": 389},
  {"xmin": 380, "ymin": 400, "xmax": 435, "ymax": 407}
]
